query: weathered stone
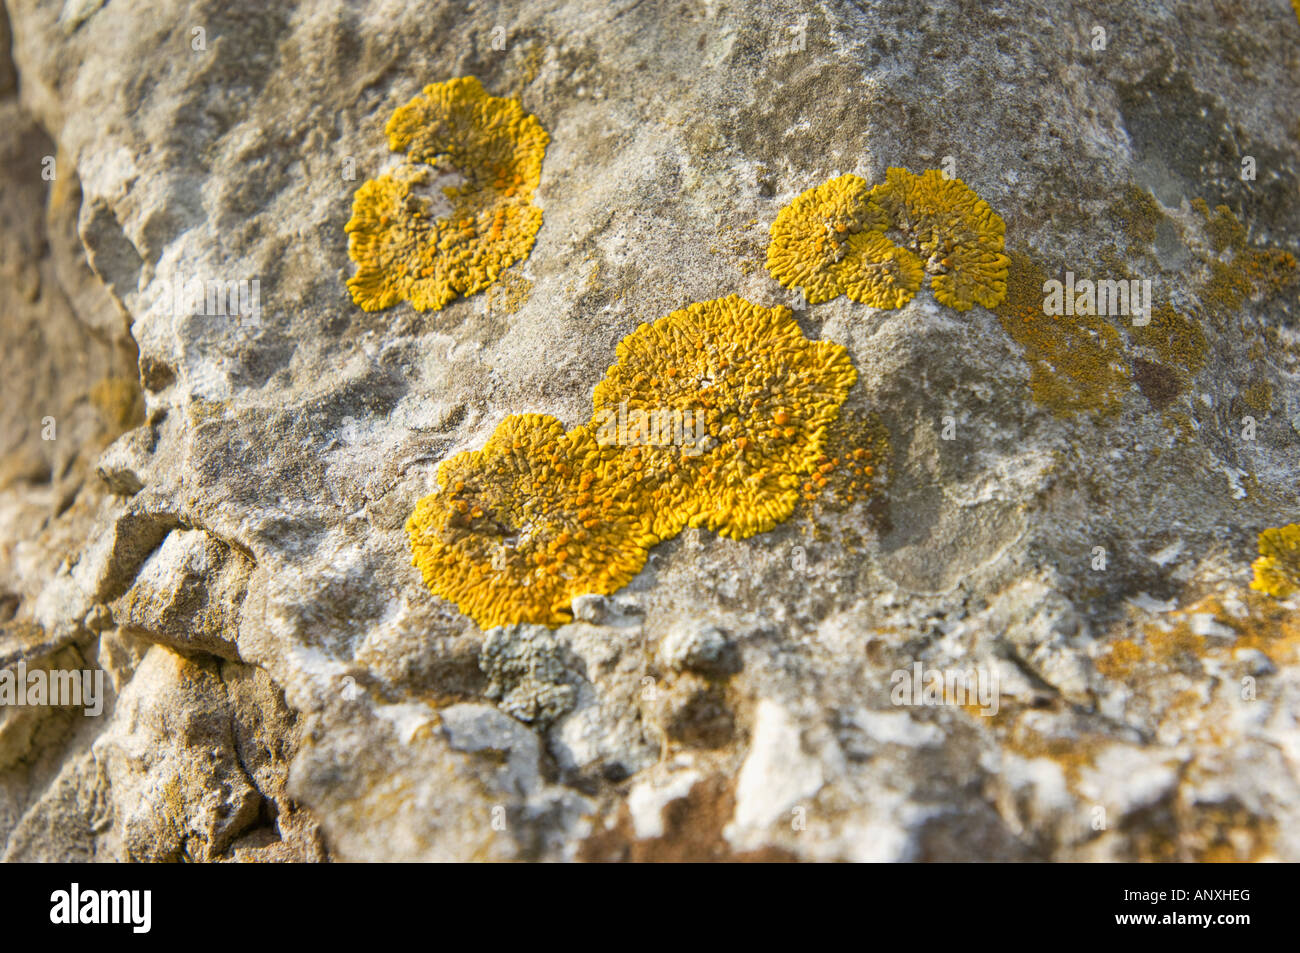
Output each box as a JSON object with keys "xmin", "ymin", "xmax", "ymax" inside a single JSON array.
[
  {"xmin": 114, "ymin": 528, "xmax": 252, "ymax": 661},
  {"xmin": 1, "ymin": 0, "xmax": 1298, "ymax": 862}
]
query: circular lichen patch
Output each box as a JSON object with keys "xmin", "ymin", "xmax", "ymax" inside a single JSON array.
[
  {"xmin": 591, "ymin": 294, "xmax": 857, "ymax": 540},
  {"xmin": 406, "ymin": 414, "xmax": 655, "ymax": 628},
  {"xmin": 345, "ymin": 77, "xmax": 549, "ymax": 313},
  {"xmin": 767, "ymin": 168, "xmax": 1009, "ymax": 312}
]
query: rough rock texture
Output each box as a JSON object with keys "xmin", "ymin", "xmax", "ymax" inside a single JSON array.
[{"xmin": 1, "ymin": 0, "xmax": 1299, "ymax": 861}]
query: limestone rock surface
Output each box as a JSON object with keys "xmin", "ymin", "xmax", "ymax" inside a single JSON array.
[{"xmin": 1, "ymin": 0, "xmax": 1299, "ymax": 861}]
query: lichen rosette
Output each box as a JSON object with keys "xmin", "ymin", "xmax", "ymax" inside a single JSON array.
[
  {"xmin": 346, "ymin": 77, "xmax": 549, "ymax": 312},
  {"xmin": 406, "ymin": 414, "xmax": 655, "ymax": 628},
  {"xmin": 767, "ymin": 168, "xmax": 1009, "ymax": 311},
  {"xmin": 591, "ymin": 295, "xmax": 857, "ymax": 540}
]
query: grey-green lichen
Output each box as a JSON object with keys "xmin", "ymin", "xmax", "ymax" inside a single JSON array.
[{"xmin": 480, "ymin": 625, "xmax": 577, "ymax": 724}]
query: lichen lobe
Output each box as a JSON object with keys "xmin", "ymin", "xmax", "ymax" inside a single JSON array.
[
  {"xmin": 345, "ymin": 76, "xmax": 549, "ymax": 313},
  {"xmin": 766, "ymin": 168, "xmax": 1009, "ymax": 311}
]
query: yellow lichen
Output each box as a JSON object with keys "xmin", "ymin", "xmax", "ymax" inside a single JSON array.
[
  {"xmin": 1128, "ymin": 302, "xmax": 1207, "ymax": 374},
  {"xmin": 89, "ymin": 376, "xmax": 145, "ymax": 430},
  {"xmin": 1241, "ymin": 379, "xmax": 1273, "ymax": 415},
  {"xmin": 406, "ymin": 414, "xmax": 655, "ymax": 628},
  {"xmin": 1094, "ymin": 638, "xmax": 1142, "ymax": 679},
  {"xmin": 766, "ymin": 169, "xmax": 1008, "ymax": 311},
  {"xmin": 994, "ymin": 252, "xmax": 1130, "ymax": 418},
  {"xmin": 407, "ymin": 295, "xmax": 867, "ymax": 627},
  {"xmin": 1000, "ymin": 196, "xmax": 1294, "ymax": 422},
  {"xmin": 1106, "ymin": 185, "xmax": 1165, "ymax": 254},
  {"xmin": 345, "ymin": 76, "xmax": 549, "ymax": 312},
  {"xmin": 1250, "ymin": 523, "xmax": 1300, "ymax": 598},
  {"xmin": 1185, "ymin": 806, "xmax": 1277, "ymax": 864},
  {"xmin": 590, "ymin": 295, "xmax": 857, "ymax": 540},
  {"xmin": 1239, "ymin": 247, "xmax": 1298, "ymax": 294},
  {"xmin": 1000, "ymin": 719, "xmax": 1110, "ymax": 787},
  {"xmin": 864, "ymin": 168, "xmax": 1010, "ymax": 311},
  {"xmin": 485, "ymin": 270, "xmax": 534, "ymax": 315},
  {"xmin": 764, "ymin": 174, "xmax": 885, "ymax": 304},
  {"xmin": 797, "ymin": 408, "xmax": 889, "ymax": 509},
  {"xmin": 835, "ymin": 230, "xmax": 926, "ymax": 309},
  {"xmin": 1145, "ymin": 624, "xmax": 1207, "ymax": 668},
  {"xmin": 1230, "ymin": 592, "xmax": 1300, "ymax": 662},
  {"xmin": 1193, "ymin": 202, "xmax": 1298, "ymax": 316},
  {"xmin": 1202, "ymin": 247, "xmax": 1298, "ymax": 318},
  {"xmin": 1192, "ymin": 199, "xmax": 1247, "ymax": 253},
  {"xmin": 1203, "ymin": 259, "xmax": 1254, "ymax": 313},
  {"xmin": 1096, "ymin": 589, "xmax": 1300, "ymax": 687}
]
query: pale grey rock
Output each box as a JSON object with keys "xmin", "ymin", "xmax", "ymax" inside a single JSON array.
[
  {"xmin": 1235, "ymin": 648, "xmax": 1275, "ymax": 677},
  {"xmin": 440, "ymin": 702, "xmax": 541, "ymax": 796},
  {"xmin": 727, "ymin": 700, "xmax": 827, "ymax": 836},
  {"xmin": 0, "ymin": 641, "xmax": 89, "ymax": 773},
  {"xmin": 549, "ymin": 678, "xmax": 660, "ymax": 783},
  {"xmin": 82, "ymin": 646, "xmax": 277, "ymax": 861},
  {"xmin": 570, "ymin": 593, "xmax": 607, "ymax": 624},
  {"xmin": 0, "ymin": 0, "xmax": 1298, "ymax": 862},
  {"xmin": 840, "ymin": 707, "xmax": 943, "ymax": 750},
  {"xmin": 114, "ymin": 528, "xmax": 251, "ymax": 661},
  {"xmin": 545, "ymin": 623, "xmax": 659, "ymax": 781},
  {"xmin": 658, "ymin": 622, "xmax": 739, "ymax": 677}
]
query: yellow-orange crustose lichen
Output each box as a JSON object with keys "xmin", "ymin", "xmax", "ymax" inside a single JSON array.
[
  {"xmin": 994, "ymin": 251, "xmax": 1131, "ymax": 418},
  {"xmin": 345, "ymin": 77, "xmax": 549, "ymax": 312},
  {"xmin": 1097, "ymin": 590, "xmax": 1300, "ymax": 684},
  {"xmin": 797, "ymin": 408, "xmax": 889, "ymax": 509},
  {"xmin": 866, "ymin": 168, "xmax": 1011, "ymax": 310},
  {"xmin": 1250, "ymin": 523, "xmax": 1300, "ymax": 599},
  {"xmin": 1129, "ymin": 302, "xmax": 1207, "ymax": 375},
  {"xmin": 766, "ymin": 169, "xmax": 1009, "ymax": 311},
  {"xmin": 407, "ymin": 295, "xmax": 863, "ymax": 627},
  {"xmin": 764, "ymin": 174, "xmax": 921, "ymax": 307},
  {"xmin": 993, "ymin": 192, "xmax": 1300, "ymax": 422},
  {"xmin": 590, "ymin": 295, "xmax": 857, "ymax": 540},
  {"xmin": 1191, "ymin": 201, "xmax": 1299, "ymax": 316},
  {"xmin": 406, "ymin": 414, "xmax": 656, "ymax": 628}
]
